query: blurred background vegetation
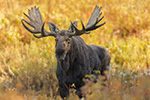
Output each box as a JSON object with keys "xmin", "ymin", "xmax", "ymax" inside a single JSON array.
[{"xmin": 0, "ymin": 0, "xmax": 150, "ymax": 100}]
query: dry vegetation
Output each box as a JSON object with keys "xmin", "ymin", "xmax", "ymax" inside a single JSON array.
[{"xmin": 0, "ymin": 0, "xmax": 150, "ymax": 100}]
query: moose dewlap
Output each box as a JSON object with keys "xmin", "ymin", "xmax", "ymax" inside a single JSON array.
[{"xmin": 22, "ymin": 5, "xmax": 111, "ymax": 99}]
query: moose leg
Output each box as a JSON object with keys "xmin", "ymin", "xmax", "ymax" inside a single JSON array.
[
  {"xmin": 100, "ymin": 66, "xmax": 108, "ymax": 81},
  {"xmin": 75, "ymin": 81, "xmax": 86, "ymax": 99},
  {"xmin": 58, "ymin": 83, "xmax": 69, "ymax": 99},
  {"xmin": 101, "ymin": 51, "xmax": 111, "ymax": 81},
  {"xmin": 96, "ymin": 46, "xmax": 111, "ymax": 81},
  {"xmin": 75, "ymin": 88, "xmax": 85, "ymax": 99}
]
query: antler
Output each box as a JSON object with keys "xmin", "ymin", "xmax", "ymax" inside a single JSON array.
[
  {"xmin": 21, "ymin": 6, "xmax": 56, "ymax": 38},
  {"xmin": 70, "ymin": 5, "xmax": 105, "ymax": 36}
]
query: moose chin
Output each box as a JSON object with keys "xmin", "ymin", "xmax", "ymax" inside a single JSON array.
[{"xmin": 22, "ymin": 5, "xmax": 111, "ymax": 99}]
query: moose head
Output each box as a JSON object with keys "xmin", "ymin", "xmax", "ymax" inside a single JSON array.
[{"xmin": 21, "ymin": 5, "xmax": 105, "ymax": 61}]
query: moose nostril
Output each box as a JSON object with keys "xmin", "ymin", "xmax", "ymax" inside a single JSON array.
[
  {"xmin": 56, "ymin": 48, "xmax": 65, "ymax": 55},
  {"xmin": 63, "ymin": 43, "xmax": 65, "ymax": 47}
]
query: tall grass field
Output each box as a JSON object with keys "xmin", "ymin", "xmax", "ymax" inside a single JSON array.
[{"xmin": 0, "ymin": 0, "xmax": 150, "ymax": 100}]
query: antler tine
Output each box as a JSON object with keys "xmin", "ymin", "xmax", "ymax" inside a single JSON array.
[
  {"xmin": 41, "ymin": 22, "xmax": 46, "ymax": 36},
  {"xmin": 85, "ymin": 16, "xmax": 105, "ymax": 31},
  {"xmin": 70, "ymin": 21, "xmax": 79, "ymax": 31},
  {"xmin": 80, "ymin": 20, "xmax": 85, "ymax": 30},
  {"xmin": 33, "ymin": 22, "xmax": 46, "ymax": 38},
  {"xmin": 35, "ymin": 22, "xmax": 45, "ymax": 39},
  {"xmin": 21, "ymin": 19, "xmax": 38, "ymax": 33},
  {"xmin": 80, "ymin": 20, "xmax": 90, "ymax": 34},
  {"xmin": 90, "ymin": 22, "xmax": 106, "ymax": 31},
  {"xmin": 97, "ymin": 16, "xmax": 104, "ymax": 23},
  {"xmin": 23, "ymin": 12, "xmax": 31, "ymax": 21}
]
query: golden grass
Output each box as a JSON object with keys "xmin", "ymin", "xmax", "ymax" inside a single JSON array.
[{"xmin": 0, "ymin": 0, "xmax": 150, "ymax": 99}]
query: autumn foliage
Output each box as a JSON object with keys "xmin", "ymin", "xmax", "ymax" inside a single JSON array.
[{"xmin": 0, "ymin": 0, "xmax": 150, "ymax": 100}]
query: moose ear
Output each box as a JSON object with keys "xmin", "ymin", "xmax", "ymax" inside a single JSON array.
[
  {"xmin": 48, "ymin": 22, "xmax": 59, "ymax": 33},
  {"xmin": 68, "ymin": 21, "xmax": 77, "ymax": 32}
]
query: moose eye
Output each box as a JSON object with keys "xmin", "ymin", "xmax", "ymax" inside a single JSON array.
[
  {"xmin": 65, "ymin": 38, "xmax": 69, "ymax": 41},
  {"xmin": 66, "ymin": 38, "xmax": 71, "ymax": 44}
]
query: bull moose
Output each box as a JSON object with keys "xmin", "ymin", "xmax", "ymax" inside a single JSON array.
[{"xmin": 21, "ymin": 5, "xmax": 111, "ymax": 99}]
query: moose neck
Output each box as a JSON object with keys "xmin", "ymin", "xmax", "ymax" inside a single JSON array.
[
  {"xmin": 58, "ymin": 55, "xmax": 70, "ymax": 72},
  {"xmin": 69, "ymin": 36, "xmax": 87, "ymax": 63}
]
